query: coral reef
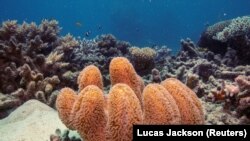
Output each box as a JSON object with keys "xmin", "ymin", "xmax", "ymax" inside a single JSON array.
[
  {"xmin": 71, "ymin": 34, "xmax": 131, "ymax": 74},
  {"xmin": 149, "ymin": 36, "xmax": 250, "ymax": 123},
  {"xmin": 0, "ymin": 22, "xmax": 168, "ymax": 119},
  {"xmin": 1, "ymin": 15, "xmax": 250, "ymax": 140}
]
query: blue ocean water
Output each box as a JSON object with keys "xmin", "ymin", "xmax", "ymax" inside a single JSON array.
[{"xmin": 1, "ymin": 0, "xmax": 250, "ymax": 52}]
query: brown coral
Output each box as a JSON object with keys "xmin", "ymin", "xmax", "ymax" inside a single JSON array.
[
  {"xmin": 106, "ymin": 83, "xmax": 142, "ymax": 141},
  {"xmin": 0, "ymin": 20, "xmax": 80, "ymax": 119},
  {"xmin": 77, "ymin": 65, "xmax": 103, "ymax": 91},
  {"xmin": 109, "ymin": 57, "xmax": 143, "ymax": 103},
  {"xmin": 143, "ymin": 84, "xmax": 181, "ymax": 124},
  {"xmin": 161, "ymin": 78, "xmax": 204, "ymax": 124},
  {"xmin": 129, "ymin": 46, "xmax": 157, "ymax": 73}
]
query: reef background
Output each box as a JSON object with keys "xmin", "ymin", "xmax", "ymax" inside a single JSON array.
[
  {"xmin": 1, "ymin": 0, "xmax": 250, "ymax": 52},
  {"xmin": 1, "ymin": 15, "xmax": 250, "ymax": 125}
]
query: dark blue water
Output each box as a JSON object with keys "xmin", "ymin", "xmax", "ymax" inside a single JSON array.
[{"xmin": 1, "ymin": 0, "xmax": 250, "ymax": 52}]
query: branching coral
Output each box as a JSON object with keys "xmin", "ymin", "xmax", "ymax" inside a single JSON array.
[
  {"xmin": 97, "ymin": 34, "xmax": 116, "ymax": 48},
  {"xmin": 60, "ymin": 33, "xmax": 79, "ymax": 51},
  {"xmin": 180, "ymin": 38, "xmax": 201, "ymax": 57},
  {"xmin": 0, "ymin": 20, "xmax": 79, "ymax": 119}
]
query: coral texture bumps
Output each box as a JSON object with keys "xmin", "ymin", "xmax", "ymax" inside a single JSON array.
[{"xmin": 56, "ymin": 57, "xmax": 204, "ymax": 141}]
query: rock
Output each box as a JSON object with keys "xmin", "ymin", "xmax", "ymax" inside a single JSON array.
[{"xmin": 0, "ymin": 99, "xmax": 70, "ymax": 141}]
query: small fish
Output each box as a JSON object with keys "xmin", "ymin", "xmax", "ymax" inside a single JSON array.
[
  {"xmin": 75, "ymin": 22, "xmax": 82, "ymax": 27},
  {"xmin": 85, "ymin": 31, "xmax": 91, "ymax": 37}
]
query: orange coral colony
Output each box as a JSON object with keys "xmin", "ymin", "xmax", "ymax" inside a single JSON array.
[{"xmin": 56, "ymin": 57, "xmax": 205, "ymax": 141}]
